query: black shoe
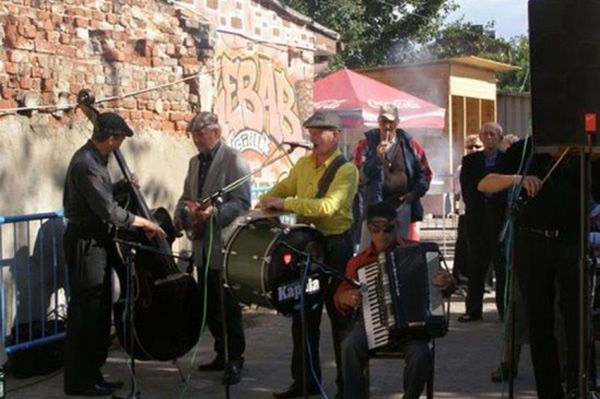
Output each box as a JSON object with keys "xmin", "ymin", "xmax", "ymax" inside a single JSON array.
[
  {"xmin": 97, "ymin": 378, "xmax": 124, "ymax": 390},
  {"xmin": 273, "ymin": 383, "xmax": 320, "ymax": 398},
  {"xmin": 66, "ymin": 384, "xmax": 116, "ymax": 396},
  {"xmin": 458, "ymin": 313, "xmax": 482, "ymax": 322},
  {"xmin": 222, "ymin": 358, "xmax": 244, "ymax": 385},
  {"xmin": 198, "ymin": 356, "xmax": 225, "ymax": 371},
  {"xmin": 491, "ymin": 362, "xmax": 518, "ymax": 383}
]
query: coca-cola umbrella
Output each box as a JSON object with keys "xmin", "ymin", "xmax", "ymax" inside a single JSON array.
[{"xmin": 314, "ymin": 69, "xmax": 446, "ymax": 129}]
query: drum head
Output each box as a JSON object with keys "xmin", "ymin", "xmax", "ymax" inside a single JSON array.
[{"xmin": 266, "ymin": 225, "xmax": 326, "ymax": 315}]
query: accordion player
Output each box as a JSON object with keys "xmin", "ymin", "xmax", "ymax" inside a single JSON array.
[{"xmin": 357, "ymin": 242, "xmax": 449, "ymax": 350}]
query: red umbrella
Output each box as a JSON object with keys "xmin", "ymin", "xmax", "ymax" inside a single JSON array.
[{"xmin": 314, "ymin": 69, "xmax": 446, "ymax": 129}]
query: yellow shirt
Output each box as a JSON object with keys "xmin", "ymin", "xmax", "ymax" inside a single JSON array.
[{"xmin": 261, "ymin": 149, "xmax": 359, "ymax": 236}]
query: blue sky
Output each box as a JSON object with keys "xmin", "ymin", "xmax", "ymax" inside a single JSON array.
[{"xmin": 447, "ymin": 0, "xmax": 528, "ymax": 39}]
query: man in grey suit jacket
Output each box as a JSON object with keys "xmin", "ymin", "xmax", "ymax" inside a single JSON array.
[{"xmin": 174, "ymin": 111, "xmax": 251, "ymax": 385}]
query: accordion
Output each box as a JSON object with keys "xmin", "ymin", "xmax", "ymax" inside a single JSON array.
[{"xmin": 358, "ymin": 242, "xmax": 448, "ymax": 350}]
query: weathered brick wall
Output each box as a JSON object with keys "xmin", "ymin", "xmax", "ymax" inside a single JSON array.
[
  {"xmin": 0, "ymin": 0, "xmax": 213, "ymax": 133},
  {"xmin": 0, "ymin": 0, "xmax": 325, "ymax": 217}
]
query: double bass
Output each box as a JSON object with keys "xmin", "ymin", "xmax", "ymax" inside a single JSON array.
[{"xmin": 77, "ymin": 89, "xmax": 202, "ymax": 361}]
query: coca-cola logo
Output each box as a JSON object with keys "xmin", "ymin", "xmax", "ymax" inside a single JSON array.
[
  {"xmin": 367, "ymin": 99, "xmax": 421, "ymax": 110},
  {"xmin": 314, "ymin": 99, "xmax": 347, "ymax": 110}
]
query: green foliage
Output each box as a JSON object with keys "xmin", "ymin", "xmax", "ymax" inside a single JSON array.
[
  {"xmin": 280, "ymin": 1, "xmax": 530, "ymax": 92},
  {"xmin": 280, "ymin": 0, "xmax": 457, "ymax": 69},
  {"xmin": 414, "ymin": 20, "xmax": 530, "ymax": 92}
]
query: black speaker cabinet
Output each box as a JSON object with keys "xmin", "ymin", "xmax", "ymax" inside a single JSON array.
[{"xmin": 529, "ymin": 0, "xmax": 600, "ymax": 150}]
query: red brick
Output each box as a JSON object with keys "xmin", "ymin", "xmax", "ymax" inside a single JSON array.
[
  {"xmin": 35, "ymin": 39, "xmax": 57, "ymax": 54},
  {"xmin": 36, "ymin": 10, "xmax": 50, "ymax": 21},
  {"xmin": 70, "ymin": 82, "xmax": 83, "ymax": 94},
  {"xmin": 169, "ymin": 112, "xmax": 185, "ymax": 121},
  {"xmin": 42, "ymin": 18, "xmax": 54, "ymax": 31},
  {"xmin": 0, "ymin": 99, "xmax": 16, "ymax": 109},
  {"xmin": 151, "ymin": 57, "xmax": 162, "ymax": 67},
  {"xmin": 106, "ymin": 14, "xmax": 118, "ymax": 24},
  {"xmin": 231, "ymin": 17, "xmax": 242, "ymax": 29},
  {"xmin": 45, "ymin": 31, "xmax": 58, "ymax": 42},
  {"xmin": 112, "ymin": 30, "xmax": 126, "ymax": 41},
  {"xmin": 122, "ymin": 98, "xmax": 136, "ymax": 109},
  {"xmin": 179, "ymin": 57, "xmax": 198, "ymax": 66},
  {"xmin": 19, "ymin": 76, "xmax": 32, "ymax": 90},
  {"xmin": 1, "ymin": 86, "xmax": 15, "ymax": 99},
  {"xmin": 142, "ymin": 110, "xmax": 154, "ymax": 120},
  {"xmin": 161, "ymin": 120, "xmax": 175, "ymax": 131},
  {"xmin": 91, "ymin": 10, "xmax": 104, "ymax": 21},
  {"xmin": 5, "ymin": 63, "xmax": 18, "ymax": 75},
  {"xmin": 207, "ymin": 0, "xmax": 218, "ymax": 9},
  {"xmin": 42, "ymin": 92, "xmax": 54, "ymax": 105},
  {"xmin": 18, "ymin": 24, "xmax": 37, "ymax": 39},
  {"xmin": 42, "ymin": 78, "xmax": 54, "ymax": 92},
  {"xmin": 58, "ymin": 45, "xmax": 76, "ymax": 58},
  {"xmin": 130, "ymin": 110, "xmax": 142, "ymax": 120},
  {"xmin": 31, "ymin": 66, "xmax": 42, "ymax": 78},
  {"xmin": 59, "ymin": 33, "xmax": 71, "ymax": 45},
  {"xmin": 136, "ymin": 57, "xmax": 150, "ymax": 67},
  {"xmin": 74, "ymin": 17, "xmax": 88, "ymax": 28},
  {"xmin": 176, "ymin": 121, "xmax": 188, "ymax": 131}
]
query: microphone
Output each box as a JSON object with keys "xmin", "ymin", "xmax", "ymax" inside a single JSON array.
[{"xmin": 282, "ymin": 141, "xmax": 313, "ymax": 151}]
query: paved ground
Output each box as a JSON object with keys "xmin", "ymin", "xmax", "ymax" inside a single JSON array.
[{"xmin": 6, "ymin": 291, "xmax": 541, "ymax": 399}]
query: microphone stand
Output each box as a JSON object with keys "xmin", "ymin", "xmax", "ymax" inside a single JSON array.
[
  {"xmin": 279, "ymin": 241, "xmax": 360, "ymax": 399},
  {"xmin": 113, "ymin": 244, "xmax": 140, "ymax": 399},
  {"xmin": 112, "ymin": 238, "xmax": 193, "ymax": 399},
  {"xmin": 191, "ymin": 143, "xmax": 306, "ymax": 210}
]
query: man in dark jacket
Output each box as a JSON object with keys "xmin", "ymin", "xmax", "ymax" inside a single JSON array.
[
  {"xmin": 358, "ymin": 105, "xmax": 432, "ymax": 247},
  {"xmin": 458, "ymin": 121, "xmax": 506, "ymax": 322},
  {"xmin": 63, "ymin": 112, "xmax": 166, "ymax": 396}
]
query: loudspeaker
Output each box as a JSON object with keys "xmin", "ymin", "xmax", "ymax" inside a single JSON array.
[{"xmin": 529, "ymin": 0, "xmax": 600, "ymax": 149}]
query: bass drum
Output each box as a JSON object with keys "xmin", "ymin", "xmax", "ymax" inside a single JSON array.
[{"xmin": 223, "ymin": 213, "xmax": 325, "ymax": 315}]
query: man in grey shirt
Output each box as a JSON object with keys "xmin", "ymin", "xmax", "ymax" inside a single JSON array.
[{"xmin": 63, "ymin": 112, "xmax": 165, "ymax": 396}]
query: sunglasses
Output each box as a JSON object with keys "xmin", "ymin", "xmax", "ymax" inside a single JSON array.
[
  {"xmin": 367, "ymin": 223, "xmax": 395, "ymax": 234},
  {"xmin": 466, "ymin": 145, "xmax": 483, "ymax": 150}
]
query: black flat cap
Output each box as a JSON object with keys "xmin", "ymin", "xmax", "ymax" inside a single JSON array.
[
  {"xmin": 96, "ymin": 112, "xmax": 134, "ymax": 137},
  {"xmin": 366, "ymin": 202, "xmax": 396, "ymax": 222},
  {"xmin": 303, "ymin": 111, "xmax": 343, "ymax": 131}
]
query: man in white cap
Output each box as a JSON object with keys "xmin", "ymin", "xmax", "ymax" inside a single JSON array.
[{"xmin": 358, "ymin": 104, "xmax": 432, "ymax": 246}]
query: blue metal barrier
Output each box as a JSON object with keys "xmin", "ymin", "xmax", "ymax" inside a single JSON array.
[{"xmin": 0, "ymin": 211, "xmax": 68, "ymax": 354}]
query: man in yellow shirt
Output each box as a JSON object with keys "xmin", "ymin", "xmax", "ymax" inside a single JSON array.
[{"xmin": 261, "ymin": 111, "xmax": 359, "ymax": 398}]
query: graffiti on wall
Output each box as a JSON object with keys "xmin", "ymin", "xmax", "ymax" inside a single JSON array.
[{"xmin": 214, "ymin": 50, "xmax": 306, "ymax": 185}]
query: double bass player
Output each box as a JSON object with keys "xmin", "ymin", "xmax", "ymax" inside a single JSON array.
[{"xmin": 63, "ymin": 112, "xmax": 165, "ymax": 396}]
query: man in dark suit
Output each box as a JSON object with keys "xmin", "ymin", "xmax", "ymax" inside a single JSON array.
[
  {"xmin": 174, "ymin": 111, "xmax": 251, "ymax": 385},
  {"xmin": 458, "ymin": 122, "xmax": 507, "ymax": 322}
]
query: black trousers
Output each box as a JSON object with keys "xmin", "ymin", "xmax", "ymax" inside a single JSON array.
[
  {"xmin": 290, "ymin": 231, "xmax": 353, "ymax": 392},
  {"xmin": 515, "ymin": 230, "xmax": 579, "ymax": 399},
  {"xmin": 452, "ymin": 215, "xmax": 469, "ymax": 282},
  {"xmin": 63, "ymin": 224, "xmax": 115, "ymax": 393},
  {"xmin": 465, "ymin": 204, "xmax": 506, "ymax": 318},
  {"xmin": 200, "ymin": 268, "xmax": 245, "ymax": 361}
]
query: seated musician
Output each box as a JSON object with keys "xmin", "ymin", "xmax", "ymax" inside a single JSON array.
[{"xmin": 334, "ymin": 202, "xmax": 454, "ymax": 399}]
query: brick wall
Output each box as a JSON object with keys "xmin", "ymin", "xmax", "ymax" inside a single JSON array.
[
  {"xmin": 0, "ymin": 0, "xmax": 216, "ymax": 133},
  {"xmin": 0, "ymin": 0, "xmax": 324, "ymax": 134}
]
